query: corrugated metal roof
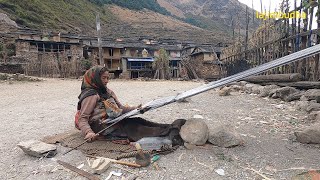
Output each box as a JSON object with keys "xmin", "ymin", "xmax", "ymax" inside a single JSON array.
[{"xmin": 127, "ymin": 58, "xmax": 154, "ymax": 62}]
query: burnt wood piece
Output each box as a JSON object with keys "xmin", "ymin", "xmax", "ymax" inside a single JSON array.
[{"xmin": 244, "ymin": 73, "xmax": 303, "ymax": 83}]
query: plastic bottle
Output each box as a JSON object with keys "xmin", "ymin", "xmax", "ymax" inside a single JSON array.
[{"xmin": 134, "ymin": 137, "xmax": 172, "ymax": 150}]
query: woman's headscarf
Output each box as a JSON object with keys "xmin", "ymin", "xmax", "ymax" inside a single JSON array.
[{"xmin": 77, "ymin": 66, "xmax": 110, "ymax": 110}]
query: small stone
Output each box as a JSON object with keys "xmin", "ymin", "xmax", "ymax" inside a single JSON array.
[
  {"xmin": 208, "ymin": 125, "xmax": 244, "ymax": 148},
  {"xmin": 269, "ymin": 86, "xmax": 299, "ymax": 101},
  {"xmin": 275, "ymin": 104, "xmax": 285, "ymax": 109},
  {"xmin": 306, "ymin": 103, "xmax": 320, "ymax": 113},
  {"xmin": 219, "ymin": 87, "xmax": 231, "ymax": 96},
  {"xmin": 303, "ymin": 89, "xmax": 320, "ymax": 102},
  {"xmin": 294, "ymin": 124, "xmax": 320, "ymax": 144},
  {"xmin": 259, "ymin": 85, "xmax": 279, "ymax": 97},
  {"xmin": 17, "ymin": 140, "xmax": 57, "ymax": 158},
  {"xmin": 251, "ymin": 85, "xmax": 263, "ymax": 94},
  {"xmin": 229, "ymin": 85, "xmax": 243, "ymax": 92},
  {"xmin": 193, "ymin": 114, "xmax": 204, "ymax": 119},
  {"xmin": 215, "ymin": 169, "xmax": 225, "ymax": 176},
  {"xmin": 307, "ymin": 111, "xmax": 320, "ymax": 123},
  {"xmin": 284, "ymin": 91, "xmax": 305, "ymax": 102},
  {"xmin": 295, "ymin": 101, "xmax": 311, "ymax": 111},
  {"xmin": 184, "ymin": 142, "xmax": 196, "ymax": 150},
  {"xmin": 139, "ymin": 170, "xmax": 148, "ymax": 174}
]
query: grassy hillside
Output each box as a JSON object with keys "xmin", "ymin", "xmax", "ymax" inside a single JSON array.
[
  {"xmin": 0, "ymin": 0, "xmax": 115, "ymax": 31},
  {"xmin": 0, "ymin": 0, "xmax": 231, "ymax": 43}
]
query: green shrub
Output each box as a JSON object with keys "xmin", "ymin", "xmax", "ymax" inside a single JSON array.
[{"xmin": 81, "ymin": 59, "xmax": 92, "ymax": 70}]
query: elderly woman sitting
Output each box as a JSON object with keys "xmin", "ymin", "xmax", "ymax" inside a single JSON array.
[{"xmin": 75, "ymin": 66, "xmax": 185, "ymax": 145}]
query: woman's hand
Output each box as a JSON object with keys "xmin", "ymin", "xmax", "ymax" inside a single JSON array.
[
  {"xmin": 84, "ymin": 132, "xmax": 97, "ymax": 142},
  {"xmin": 136, "ymin": 104, "xmax": 142, "ymax": 109}
]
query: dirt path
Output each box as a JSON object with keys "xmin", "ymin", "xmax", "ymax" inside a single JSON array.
[{"xmin": 1, "ymin": 78, "xmax": 319, "ymax": 180}]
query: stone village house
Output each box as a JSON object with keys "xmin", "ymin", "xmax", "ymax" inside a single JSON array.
[
  {"xmin": 11, "ymin": 30, "xmax": 224, "ymax": 79},
  {"xmin": 13, "ymin": 30, "xmax": 83, "ymax": 77},
  {"xmin": 182, "ymin": 44, "xmax": 224, "ymax": 80},
  {"xmin": 189, "ymin": 45, "xmax": 224, "ymax": 80},
  {"xmin": 82, "ymin": 38, "xmax": 183, "ymax": 79}
]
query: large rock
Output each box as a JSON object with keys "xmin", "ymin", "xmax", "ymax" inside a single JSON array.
[
  {"xmin": 269, "ymin": 86, "xmax": 299, "ymax": 100},
  {"xmin": 307, "ymin": 111, "xmax": 320, "ymax": 122},
  {"xmin": 243, "ymin": 83, "xmax": 262, "ymax": 94},
  {"xmin": 284, "ymin": 91, "xmax": 305, "ymax": 102},
  {"xmin": 295, "ymin": 100, "xmax": 312, "ymax": 111},
  {"xmin": 218, "ymin": 87, "xmax": 231, "ymax": 96},
  {"xmin": 303, "ymin": 89, "xmax": 320, "ymax": 102},
  {"xmin": 306, "ymin": 103, "xmax": 320, "ymax": 113},
  {"xmin": 251, "ymin": 85, "xmax": 263, "ymax": 94},
  {"xmin": 259, "ymin": 85, "xmax": 279, "ymax": 97},
  {"xmin": 179, "ymin": 119, "xmax": 209, "ymax": 145},
  {"xmin": 208, "ymin": 125, "xmax": 244, "ymax": 148},
  {"xmin": 229, "ymin": 85, "xmax": 243, "ymax": 92},
  {"xmin": 17, "ymin": 140, "xmax": 57, "ymax": 158},
  {"xmin": 294, "ymin": 125, "xmax": 320, "ymax": 144}
]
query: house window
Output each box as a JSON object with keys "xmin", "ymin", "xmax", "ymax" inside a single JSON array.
[
  {"xmin": 217, "ymin": 53, "xmax": 221, "ymax": 59},
  {"xmin": 169, "ymin": 60, "xmax": 178, "ymax": 67},
  {"xmin": 44, "ymin": 43, "xmax": 51, "ymax": 52},
  {"xmin": 128, "ymin": 61, "xmax": 151, "ymax": 70},
  {"xmin": 107, "ymin": 60, "xmax": 112, "ymax": 69},
  {"xmin": 109, "ymin": 49, "xmax": 113, "ymax": 56}
]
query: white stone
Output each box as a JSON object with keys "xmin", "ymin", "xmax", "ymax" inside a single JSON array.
[{"xmin": 193, "ymin": 114, "xmax": 204, "ymax": 119}]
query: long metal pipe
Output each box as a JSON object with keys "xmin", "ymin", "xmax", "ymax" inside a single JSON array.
[
  {"xmin": 65, "ymin": 44, "xmax": 320, "ymax": 155},
  {"xmin": 107, "ymin": 44, "xmax": 320, "ymax": 123}
]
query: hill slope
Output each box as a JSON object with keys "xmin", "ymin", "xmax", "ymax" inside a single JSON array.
[
  {"xmin": 158, "ymin": 0, "xmax": 260, "ymax": 35},
  {"xmin": 0, "ymin": 0, "xmax": 257, "ymax": 44}
]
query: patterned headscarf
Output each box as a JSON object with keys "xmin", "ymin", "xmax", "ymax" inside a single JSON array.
[{"xmin": 77, "ymin": 66, "xmax": 110, "ymax": 110}]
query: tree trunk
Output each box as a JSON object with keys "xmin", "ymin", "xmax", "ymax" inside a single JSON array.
[
  {"xmin": 259, "ymin": 81, "xmax": 320, "ymax": 90},
  {"xmin": 244, "ymin": 73, "xmax": 303, "ymax": 83}
]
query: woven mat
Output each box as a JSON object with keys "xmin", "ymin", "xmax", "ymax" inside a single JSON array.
[{"xmin": 42, "ymin": 129, "xmax": 176, "ymax": 159}]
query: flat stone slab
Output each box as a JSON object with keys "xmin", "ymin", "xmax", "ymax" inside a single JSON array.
[{"xmin": 17, "ymin": 140, "xmax": 57, "ymax": 158}]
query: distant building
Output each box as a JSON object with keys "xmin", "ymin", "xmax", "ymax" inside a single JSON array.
[
  {"xmin": 10, "ymin": 29, "xmax": 224, "ymax": 79},
  {"xmin": 14, "ymin": 30, "xmax": 83, "ymax": 77},
  {"xmin": 83, "ymin": 39, "xmax": 183, "ymax": 79},
  {"xmin": 189, "ymin": 45, "xmax": 223, "ymax": 80}
]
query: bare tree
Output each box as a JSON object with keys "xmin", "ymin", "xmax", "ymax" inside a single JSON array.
[{"xmin": 153, "ymin": 48, "xmax": 170, "ymax": 79}]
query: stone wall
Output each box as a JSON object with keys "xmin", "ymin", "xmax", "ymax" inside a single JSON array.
[
  {"xmin": 15, "ymin": 41, "xmax": 30, "ymax": 57},
  {"xmin": 191, "ymin": 54, "xmax": 221, "ymax": 80},
  {"xmin": 14, "ymin": 42, "xmax": 84, "ymax": 77},
  {"xmin": 70, "ymin": 44, "xmax": 83, "ymax": 61}
]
